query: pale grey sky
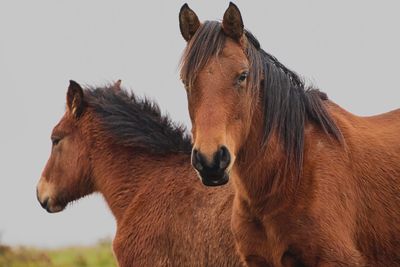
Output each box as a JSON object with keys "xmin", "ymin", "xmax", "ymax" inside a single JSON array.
[{"xmin": 0, "ymin": 0, "xmax": 399, "ymax": 248}]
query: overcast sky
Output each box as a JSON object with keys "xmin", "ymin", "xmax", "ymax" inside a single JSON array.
[{"xmin": 0, "ymin": 0, "xmax": 399, "ymax": 248}]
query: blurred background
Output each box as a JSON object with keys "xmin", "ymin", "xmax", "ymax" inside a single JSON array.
[{"xmin": 1, "ymin": 0, "xmax": 399, "ymax": 266}]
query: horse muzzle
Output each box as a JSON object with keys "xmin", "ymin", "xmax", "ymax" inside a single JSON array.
[
  {"xmin": 191, "ymin": 146, "xmax": 231, "ymax": 186},
  {"xmin": 199, "ymin": 171, "xmax": 230, "ymax": 186},
  {"xmin": 36, "ymin": 182, "xmax": 65, "ymax": 213}
]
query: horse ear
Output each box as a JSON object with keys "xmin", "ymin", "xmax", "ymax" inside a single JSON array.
[
  {"xmin": 179, "ymin": 3, "xmax": 200, "ymax": 42},
  {"xmin": 67, "ymin": 80, "xmax": 84, "ymax": 118},
  {"xmin": 112, "ymin": 79, "xmax": 122, "ymax": 92},
  {"xmin": 222, "ymin": 2, "xmax": 244, "ymax": 41}
]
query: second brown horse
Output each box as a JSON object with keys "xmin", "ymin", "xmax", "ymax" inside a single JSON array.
[{"xmin": 36, "ymin": 81, "xmax": 241, "ymax": 267}]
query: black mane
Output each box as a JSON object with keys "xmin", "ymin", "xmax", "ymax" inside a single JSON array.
[
  {"xmin": 248, "ymin": 30, "xmax": 343, "ymax": 176},
  {"xmin": 180, "ymin": 21, "xmax": 343, "ymax": 179},
  {"xmin": 84, "ymin": 86, "xmax": 192, "ymax": 154}
]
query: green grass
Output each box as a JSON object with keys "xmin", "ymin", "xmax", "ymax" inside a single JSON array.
[{"xmin": 0, "ymin": 239, "xmax": 117, "ymax": 267}]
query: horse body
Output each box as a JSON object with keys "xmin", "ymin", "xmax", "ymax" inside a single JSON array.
[
  {"xmin": 232, "ymin": 102, "xmax": 400, "ymax": 266},
  {"xmin": 178, "ymin": 3, "xmax": 400, "ymax": 266},
  {"xmin": 37, "ymin": 82, "xmax": 241, "ymax": 267}
]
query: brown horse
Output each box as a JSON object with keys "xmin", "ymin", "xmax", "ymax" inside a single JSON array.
[
  {"xmin": 36, "ymin": 81, "xmax": 242, "ymax": 267},
  {"xmin": 179, "ymin": 3, "xmax": 400, "ymax": 267}
]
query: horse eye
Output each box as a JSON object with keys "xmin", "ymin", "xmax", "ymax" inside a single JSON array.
[
  {"xmin": 238, "ymin": 71, "xmax": 248, "ymax": 83},
  {"xmin": 51, "ymin": 136, "xmax": 61, "ymax": 146}
]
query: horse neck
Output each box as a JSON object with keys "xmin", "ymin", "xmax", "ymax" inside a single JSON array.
[
  {"xmin": 88, "ymin": 130, "xmax": 188, "ymax": 223},
  {"xmin": 234, "ymin": 102, "xmax": 290, "ymax": 204}
]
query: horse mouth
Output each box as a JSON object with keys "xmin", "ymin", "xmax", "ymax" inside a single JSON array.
[
  {"xmin": 198, "ymin": 171, "xmax": 230, "ymax": 187},
  {"xmin": 38, "ymin": 195, "xmax": 66, "ymax": 213},
  {"xmin": 45, "ymin": 203, "xmax": 66, "ymax": 213}
]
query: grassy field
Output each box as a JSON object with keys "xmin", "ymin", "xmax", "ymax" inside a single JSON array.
[{"xmin": 0, "ymin": 239, "xmax": 117, "ymax": 267}]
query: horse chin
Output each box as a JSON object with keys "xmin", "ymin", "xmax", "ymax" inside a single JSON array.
[
  {"xmin": 46, "ymin": 200, "xmax": 67, "ymax": 213},
  {"xmin": 199, "ymin": 172, "xmax": 230, "ymax": 187}
]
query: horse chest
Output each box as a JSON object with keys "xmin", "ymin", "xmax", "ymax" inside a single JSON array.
[
  {"xmin": 233, "ymin": 202, "xmax": 294, "ymax": 265},
  {"xmin": 263, "ymin": 221, "xmax": 290, "ymax": 264},
  {"xmin": 256, "ymin": 209, "xmax": 323, "ymax": 267}
]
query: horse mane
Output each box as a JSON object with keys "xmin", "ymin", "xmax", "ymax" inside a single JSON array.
[
  {"xmin": 84, "ymin": 86, "xmax": 192, "ymax": 154},
  {"xmin": 180, "ymin": 21, "xmax": 343, "ymax": 180}
]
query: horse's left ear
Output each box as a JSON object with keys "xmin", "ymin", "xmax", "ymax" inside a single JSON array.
[
  {"xmin": 222, "ymin": 2, "xmax": 244, "ymax": 41},
  {"xmin": 67, "ymin": 80, "xmax": 84, "ymax": 118}
]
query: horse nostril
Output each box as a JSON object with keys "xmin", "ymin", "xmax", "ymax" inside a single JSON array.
[
  {"xmin": 40, "ymin": 197, "xmax": 49, "ymax": 209},
  {"xmin": 218, "ymin": 146, "xmax": 231, "ymax": 169},
  {"xmin": 36, "ymin": 188, "xmax": 40, "ymax": 202},
  {"xmin": 191, "ymin": 149, "xmax": 204, "ymax": 171}
]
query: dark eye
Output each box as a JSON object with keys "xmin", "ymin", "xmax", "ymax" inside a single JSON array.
[
  {"xmin": 51, "ymin": 136, "xmax": 62, "ymax": 146},
  {"xmin": 237, "ymin": 71, "xmax": 248, "ymax": 84}
]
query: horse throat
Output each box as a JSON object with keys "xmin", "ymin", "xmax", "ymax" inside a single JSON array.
[{"xmin": 234, "ymin": 105, "xmax": 295, "ymax": 202}]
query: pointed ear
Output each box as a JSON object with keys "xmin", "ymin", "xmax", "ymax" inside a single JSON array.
[
  {"xmin": 179, "ymin": 3, "xmax": 200, "ymax": 42},
  {"xmin": 67, "ymin": 80, "xmax": 84, "ymax": 118},
  {"xmin": 112, "ymin": 79, "xmax": 122, "ymax": 92},
  {"xmin": 222, "ymin": 2, "xmax": 244, "ymax": 41}
]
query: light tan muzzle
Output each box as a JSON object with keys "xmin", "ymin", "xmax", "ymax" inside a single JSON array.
[{"xmin": 36, "ymin": 177, "xmax": 65, "ymax": 213}]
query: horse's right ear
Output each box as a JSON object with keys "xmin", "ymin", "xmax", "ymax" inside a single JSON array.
[
  {"xmin": 112, "ymin": 79, "xmax": 122, "ymax": 92},
  {"xmin": 67, "ymin": 80, "xmax": 84, "ymax": 118},
  {"xmin": 179, "ymin": 3, "xmax": 200, "ymax": 42}
]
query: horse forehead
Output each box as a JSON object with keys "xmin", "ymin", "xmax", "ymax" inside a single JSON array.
[
  {"xmin": 221, "ymin": 39, "xmax": 247, "ymax": 60},
  {"xmin": 203, "ymin": 51, "xmax": 248, "ymax": 77},
  {"xmin": 52, "ymin": 113, "xmax": 74, "ymax": 134}
]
